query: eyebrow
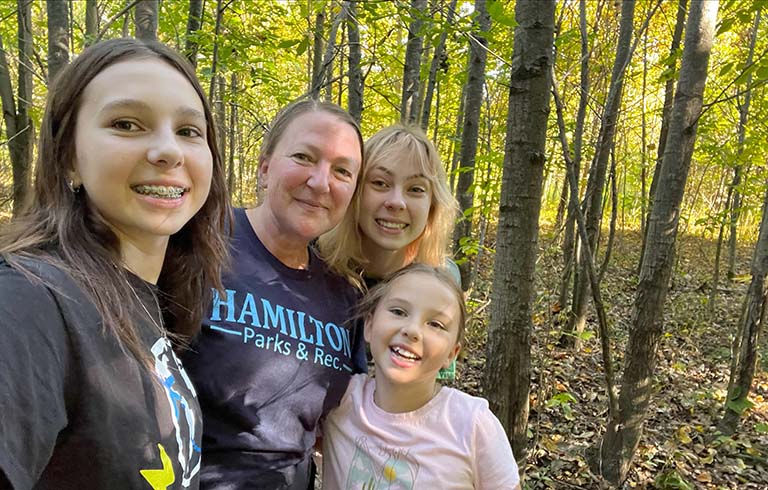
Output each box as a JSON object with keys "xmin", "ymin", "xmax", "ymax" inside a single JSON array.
[
  {"xmin": 298, "ymin": 142, "xmax": 360, "ymax": 166},
  {"xmin": 371, "ymin": 165, "xmax": 427, "ymax": 181},
  {"xmin": 99, "ymin": 99, "xmax": 206, "ymax": 122}
]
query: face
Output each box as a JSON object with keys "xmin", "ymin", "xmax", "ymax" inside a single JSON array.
[
  {"xmin": 364, "ymin": 272, "xmax": 461, "ymax": 389},
  {"xmin": 259, "ymin": 111, "xmax": 361, "ymax": 244},
  {"xmin": 73, "ymin": 58, "xmax": 212, "ymax": 254},
  {"xmin": 359, "ymin": 153, "xmax": 432, "ymax": 255}
]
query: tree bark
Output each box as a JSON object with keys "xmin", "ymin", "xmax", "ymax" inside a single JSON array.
[
  {"xmin": 311, "ymin": 5, "xmax": 344, "ymax": 101},
  {"xmin": 85, "ymin": 0, "xmax": 98, "ymax": 46},
  {"xmin": 420, "ymin": 0, "xmax": 457, "ymax": 131},
  {"xmin": 483, "ymin": 0, "xmax": 555, "ymax": 471},
  {"xmin": 185, "ymin": 0, "xmax": 205, "ymax": 67},
  {"xmin": 0, "ymin": 1, "xmax": 34, "ymax": 216},
  {"xmin": 134, "ymin": 0, "xmax": 159, "ymax": 41},
  {"xmin": 451, "ymin": 0, "xmax": 490, "ymax": 291},
  {"xmin": 346, "ymin": 0, "xmax": 363, "ymax": 123},
  {"xmin": 399, "ymin": 0, "xmax": 427, "ymax": 124},
  {"xmin": 640, "ymin": 0, "xmax": 687, "ymax": 272},
  {"xmin": 47, "ymin": 0, "xmax": 70, "ymax": 83},
  {"xmin": 597, "ymin": 1, "xmax": 719, "ymax": 484},
  {"xmin": 721, "ymin": 180, "xmax": 768, "ymax": 434},
  {"xmin": 564, "ymin": 0, "xmax": 636, "ymax": 348}
]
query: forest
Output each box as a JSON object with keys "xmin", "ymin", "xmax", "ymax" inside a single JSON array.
[{"xmin": 1, "ymin": 0, "xmax": 767, "ymax": 488}]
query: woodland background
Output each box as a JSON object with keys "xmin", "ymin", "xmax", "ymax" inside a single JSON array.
[{"xmin": 1, "ymin": 0, "xmax": 768, "ymax": 488}]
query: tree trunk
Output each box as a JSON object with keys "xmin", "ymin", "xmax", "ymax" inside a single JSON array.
[
  {"xmin": 47, "ymin": 0, "xmax": 70, "ymax": 83},
  {"xmin": 451, "ymin": 0, "xmax": 490, "ymax": 291},
  {"xmin": 420, "ymin": 0, "xmax": 457, "ymax": 131},
  {"xmin": 721, "ymin": 180, "xmax": 768, "ymax": 434},
  {"xmin": 310, "ymin": 5, "xmax": 326, "ymax": 97},
  {"xmin": 640, "ymin": 0, "xmax": 687, "ymax": 273},
  {"xmin": 184, "ymin": 0, "xmax": 204, "ymax": 67},
  {"xmin": 564, "ymin": 0, "xmax": 636, "ymax": 348},
  {"xmin": 0, "ymin": 1, "xmax": 34, "ymax": 216},
  {"xmin": 85, "ymin": 0, "xmax": 98, "ymax": 46},
  {"xmin": 727, "ymin": 10, "xmax": 760, "ymax": 280},
  {"xmin": 597, "ymin": 1, "xmax": 719, "ymax": 484},
  {"xmin": 346, "ymin": 0, "xmax": 362, "ymax": 123},
  {"xmin": 208, "ymin": 0, "xmax": 225, "ymax": 102},
  {"xmin": 227, "ymin": 73, "xmax": 237, "ymax": 195},
  {"xmin": 483, "ymin": 0, "xmax": 555, "ymax": 471},
  {"xmin": 134, "ymin": 0, "xmax": 159, "ymax": 41},
  {"xmin": 448, "ymin": 78, "xmax": 466, "ymax": 195},
  {"xmin": 399, "ymin": 0, "xmax": 427, "ymax": 124},
  {"xmin": 311, "ymin": 5, "xmax": 344, "ymax": 101},
  {"xmin": 558, "ymin": 0, "xmax": 592, "ymax": 310}
]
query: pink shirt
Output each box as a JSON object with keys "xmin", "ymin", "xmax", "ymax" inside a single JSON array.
[{"xmin": 322, "ymin": 374, "xmax": 520, "ymax": 489}]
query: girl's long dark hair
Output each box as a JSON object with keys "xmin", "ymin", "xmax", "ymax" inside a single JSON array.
[{"xmin": 0, "ymin": 38, "xmax": 231, "ymax": 361}]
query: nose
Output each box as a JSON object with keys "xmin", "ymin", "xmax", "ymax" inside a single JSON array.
[
  {"xmin": 400, "ymin": 319, "xmax": 422, "ymax": 342},
  {"xmin": 147, "ymin": 128, "xmax": 183, "ymax": 168},
  {"xmin": 384, "ymin": 187, "xmax": 406, "ymax": 211},
  {"xmin": 306, "ymin": 163, "xmax": 331, "ymax": 193}
]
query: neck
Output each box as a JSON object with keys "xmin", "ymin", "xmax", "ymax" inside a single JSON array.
[
  {"xmin": 246, "ymin": 207, "xmax": 310, "ymax": 269},
  {"xmin": 119, "ymin": 237, "xmax": 168, "ymax": 284},
  {"xmin": 373, "ymin": 376, "xmax": 441, "ymax": 413},
  {"xmin": 361, "ymin": 238, "xmax": 408, "ymax": 279}
]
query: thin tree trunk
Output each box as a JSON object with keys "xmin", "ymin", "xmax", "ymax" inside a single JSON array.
[
  {"xmin": 208, "ymin": 0, "xmax": 225, "ymax": 102},
  {"xmin": 597, "ymin": 1, "xmax": 719, "ymax": 484},
  {"xmin": 483, "ymin": 0, "xmax": 555, "ymax": 471},
  {"xmin": 311, "ymin": 5, "xmax": 344, "ymax": 101},
  {"xmin": 346, "ymin": 0, "xmax": 362, "ymax": 123},
  {"xmin": 421, "ymin": 0, "xmax": 457, "ymax": 131},
  {"xmin": 727, "ymin": 10, "xmax": 760, "ymax": 280},
  {"xmin": 452, "ymin": 0, "xmax": 490, "ymax": 291},
  {"xmin": 400, "ymin": 0, "xmax": 427, "ymax": 123},
  {"xmin": 47, "ymin": 0, "xmax": 70, "ymax": 83},
  {"xmin": 565, "ymin": 0, "xmax": 637, "ymax": 348},
  {"xmin": 598, "ymin": 148, "xmax": 618, "ymax": 283},
  {"xmin": 720, "ymin": 181, "xmax": 768, "ymax": 434},
  {"xmin": 134, "ymin": 0, "xmax": 159, "ymax": 41},
  {"xmin": 185, "ymin": 0, "xmax": 204, "ymax": 67},
  {"xmin": 640, "ymin": 0, "xmax": 687, "ymax": 273},
  {"xmin": 310, "ymin": 5, "xmax": 326, "ymax": 97},
  {"xmin": 85, "ymin": 0, "xmax": 98, "ymax": 46},
  {"xmin": 558, "ymin": 0, "xmax": 591, "ymax": 310},
  {"xmin": 710, "ymin": 175, "xmax": 732, "ymax": 316},
  {"xmin": 216, "ymin": 75, "xmax": 226, "ymax": 168},
  {"xmin": 449, "ymin": 79, "xmax": 466, "ymax": 195},
  {"xmin": 1, "ymin": 1, "xmax": 34, "ymax": 216},
  {"xmin": 228, "ymin": 73, "xmax": 237, "ymax": 194}
]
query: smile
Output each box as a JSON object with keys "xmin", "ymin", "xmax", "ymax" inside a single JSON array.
[
  {"xmin": 131, "ymin": 184, "xmax": 187, "ymax": 199},
  {"xmin": 391, "ymin": 345, "xmax": 420, "ymax": 361},
  {"xmin": 376, "ymin": 219, "xmax": 407, "ymax": 230}
]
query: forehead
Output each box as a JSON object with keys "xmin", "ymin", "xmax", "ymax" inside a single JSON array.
[
  {"xmin": 384, "ymin": 272, "xmax": 458, "ymax": 308},
  {"xmin": 367, "ymin": 145, "xmax": 431, "ymax": 180},
  {"xmin": 79, "ymin": 58, "xmax": 203, "ymax": 112}
]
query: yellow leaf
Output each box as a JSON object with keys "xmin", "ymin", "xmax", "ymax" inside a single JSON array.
[
  {"xmin": 677, "ymin": 426, "xmax": 692, "ymax": 444},
  {"xmin": 696, "ymin": 472, "xmax": 712, "ymax": 482}
]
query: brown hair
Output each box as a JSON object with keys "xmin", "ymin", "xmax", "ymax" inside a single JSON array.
[
  {"xmin": 0, "ymin": 38, "xmax": 230, "ymax": 362},
  {"xmin": 354, "ymin": 263, "xmax": 466, "ymax": 347},
  {"xmin": 318, "ymin": 124, "xmax": 458, "ymax": 287}
]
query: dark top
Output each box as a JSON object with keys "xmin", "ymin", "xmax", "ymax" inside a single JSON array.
[
  {"xmin": 182, "ymin": 208, "xmax": 366, "ymax": 490},
  {"xmin": 0, "ymin": 256, "xmax": 202, "ymax": 490}
]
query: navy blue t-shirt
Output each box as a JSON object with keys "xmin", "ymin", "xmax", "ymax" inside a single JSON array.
[{"xmin": 182, "ymin": 208, "xmax": 365, "ymax": 490}]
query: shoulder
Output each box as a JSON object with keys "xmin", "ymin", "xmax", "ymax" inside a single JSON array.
[
  {"xmin": 0, "ymin": 255, "xmax": 81, "ymax": 302},
  {"xmin": 441, "ymin": 386, "xmax": 491, "ymax": 414}
]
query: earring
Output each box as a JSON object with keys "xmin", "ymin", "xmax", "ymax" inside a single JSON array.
[{"xmin": 67, "ymin": 179, "xmax": 81, "ymax": 193}]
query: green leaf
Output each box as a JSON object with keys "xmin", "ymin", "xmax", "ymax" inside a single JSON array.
[
  {"xmin": 654, "ymin": 469, "xmax": 694, "ymax": 490},
  {"xmin": 755, "ymin": 423, "xmax": 768, "ymax": 433},
  {"xmin": 726, "ymin": 396, "xmax": 755, "ymax": 415},
  {"xmin": 487, "ymin": 0, "xmax": 517, "ymax": 27}
]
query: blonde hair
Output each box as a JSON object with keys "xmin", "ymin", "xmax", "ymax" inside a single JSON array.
[{"xmin": 318, "ymin": 124, "xmax": 457, "ymax": 288}]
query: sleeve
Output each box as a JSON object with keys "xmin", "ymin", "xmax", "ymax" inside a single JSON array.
[
  {"xmin": 472, "ymin": 405, "xmax": 521, "ymax": 490},
  {"xmin": 0, "ymin": 268, "xmax": 72, "ymax": 489},
  {"xmin": 349, "ymin": 317, "xmax": 368, "ymax": 374}
]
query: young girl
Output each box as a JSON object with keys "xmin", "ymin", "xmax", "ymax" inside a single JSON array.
[
  {"xmin": 0, "ymin": 39, "xmax": 229, "ymax": 489},
  {"xmin": 322, "ymin": 264, "xmax": 521, "ymax": 489}
]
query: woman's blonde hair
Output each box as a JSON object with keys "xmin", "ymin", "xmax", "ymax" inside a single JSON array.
[{"xmin": 318, "ymin": 124, "xmax": 457, "ymax": 287}]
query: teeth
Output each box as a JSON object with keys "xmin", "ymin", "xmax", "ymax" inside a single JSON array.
[
  {"xmin": 376, "ymin": 219, "xmax": 407, "ymax": 230},
  {"xmin": 132, "ymin": 184, "xmax": 186, "ymax": 199},
  {"xmin": 392, "ymin": 346, "xmax": 420, "ymax": 361}
]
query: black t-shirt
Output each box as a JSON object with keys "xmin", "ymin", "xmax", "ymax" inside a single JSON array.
[
  {"xmin": 181, "ymin": 208, "xmax": 366, "ymax": 490},
  {"xmin": 0, "ymin": 257, "xmax": 202, "ymax": 489}
]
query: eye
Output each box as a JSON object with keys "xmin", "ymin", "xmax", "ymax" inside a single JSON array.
[
  {"xmin": 111, "ymin": 119, "xmax": 141, "ymax": 132},
  {"xmin": 369, "ymin": 179, "xmax": 388, "ymax": 189},
  {"xmin": 428, "ymin": 320, "xmax": 447, "ymax": 330},
  {"xmin": 178, "ymin": 126, "xmax": 204, "ymax": 138},
  {"xmin": 335, "ymin": 166, "xmax": 354, "ymax": 179},
  {"xmin": 388, "ymin": 307, "xmax": 407, "ymax": 317},
  {"xmin": 410, "ymin": 185, "xmax": 428, "ymax": 194},
  {"xmin": 292, "ymin": 153, "xmax": 312, "ymax": 163}
]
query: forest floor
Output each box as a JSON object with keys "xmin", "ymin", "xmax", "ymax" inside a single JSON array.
[{"xmin": 451, "ymin": 227, "xmax": 768, "ymax": 489}]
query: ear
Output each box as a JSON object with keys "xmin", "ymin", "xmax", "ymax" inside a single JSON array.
[
  {"xmin": 69, "ymin": 168, "xmax": 82, "ymax": 188},
  {"xmin": 258, "ymin": 155, "xmax": 270, "ymax": 188},
  {"xmin": 443, "ymin": 342, "xmax": 461, "ymax": 369},
  {"xmin": 363, "ymin": 314, "xmax": 374, "ymax": 344}
]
